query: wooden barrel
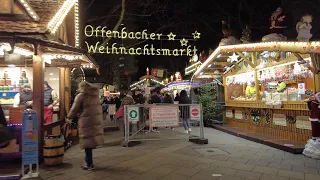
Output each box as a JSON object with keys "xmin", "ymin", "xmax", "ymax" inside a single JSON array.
[{"xmin": 43, "ymin": 134, "xmax": 64, "ymax": 166}]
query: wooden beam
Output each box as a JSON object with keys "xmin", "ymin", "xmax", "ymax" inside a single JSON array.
[
  {"xmin": 251, "ymin": 52, "xmax": 257, "ymax": 65},
  {"xmin": 59, "ymin": 68, "xmax": 66, "ymax": 121},
  {"xmin": 64, "ymin": 68, "xmax": 70, "ymax": 116},
  {"xmin": 236, "ymin": 52, "xmax": 256, "ymax": 68},
  {"xmin": 214, "ymin": 62, "xmax": 228, "ymax": 66},
  {"xmin": 293, "ymin": 52, "xmax": 303, "ymax": 60},
  {"xmin": 32, "ymin": 47, "xmax": 44, "ymax": 159}
]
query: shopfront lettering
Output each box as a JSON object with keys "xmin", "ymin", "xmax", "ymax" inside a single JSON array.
[{"xmin": 84, "ymin": 25, "xmax": 199, "ymax": 56}]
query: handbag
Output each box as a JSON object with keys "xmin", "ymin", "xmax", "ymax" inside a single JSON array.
[{"xmin": 116, "ymin": 107, "xmax": 124, "ymax": 119}]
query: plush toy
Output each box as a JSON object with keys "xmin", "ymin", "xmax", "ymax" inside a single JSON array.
[
  {"xmin": 296, "ymin": 14, "xmax": 313, "ymax": 42},
  {"xmin": 303, "ymin": 92, "xmax": 320, "ymax": 159}
]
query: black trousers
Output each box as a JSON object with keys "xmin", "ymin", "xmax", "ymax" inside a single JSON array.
[{"xmin": 85, "ymin": 148, "xmax": 93, "ymax": 166}]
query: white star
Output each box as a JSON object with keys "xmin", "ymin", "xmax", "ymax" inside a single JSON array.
[
  {"xmin": 229, "ymin": 53, "xmax": 239, "ymax": 63},
  {"xmin": 180, "ymin": 38, "xmax": 188, "ymax": 46},
  {"xmin": 167, "ymin": 32, "xmax": 176, "ymax": 40},
  {"xmin": 192, "ymin": 31, "xmax": 201, "ymax": 39}
]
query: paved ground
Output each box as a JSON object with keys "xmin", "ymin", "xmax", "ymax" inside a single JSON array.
[{"xmin": 35, "ymin": 128, "xmax": 320, "ymax": 180}]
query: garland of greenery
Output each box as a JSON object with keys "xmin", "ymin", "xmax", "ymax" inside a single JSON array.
[
  {"xmin": 286, "ymin": 115, "xmax": 296, "ymax": 124},
  {"xmin": 251, "ymin": 110, "xmax": 261, "ymax": 124}
]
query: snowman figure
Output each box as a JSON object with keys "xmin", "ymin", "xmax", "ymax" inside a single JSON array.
[{"xmin": 296, "ymin": 14, "xmax": 313, "ymax": 42}]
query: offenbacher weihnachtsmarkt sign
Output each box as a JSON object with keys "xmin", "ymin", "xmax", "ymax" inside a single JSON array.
[{"xmin": 84, "ymin": 25, "xmax": 200, "ymax": 57}]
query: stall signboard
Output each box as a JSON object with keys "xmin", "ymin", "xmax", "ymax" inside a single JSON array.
[
  {"xmin": 150, "ymin": 106, "xmax": 179, "ymax": 127},
  {"xmin": 21, "ymin": 111, "xmax": 39, "ymax": 179},
  {"xmin": 298, "ymin": 83, "xmax": 305, "ymax": 94},
  {"xmin": 296, "ymin": 116, "xmax": 312, "ymax": 130},
  {"xmin": 235, "ymin": 111, "xmax": 243, "ymax": 120},
  {"xmin": 226, "ymin": 110, "xmax": 233, "ymax": 118},
  {"xmin": 22, "ymin": 111, "xmax": 38, "ymax": 165},
  {"xmin": 273, "ymin": 114, "xmax": 287, "ymax": 126},
  {"xmin": 190, "ymin": 105, "xmax": 200, "ymax": 121},
  {"xmin": 127, "ymin": 106, "xmax": 139, "ymax": 122},
  {"xmin": 50, "ymin": 59, "xmax": 82, "ymax": 68}
]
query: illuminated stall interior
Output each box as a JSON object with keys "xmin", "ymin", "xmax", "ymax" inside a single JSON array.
[
  {"xmin": 193, "ymin": 42, "xmax": 320, "ymax": 147},
  {"xmin": 0, "ymin": 0, "xmax": 98, "ymax": 163},
  {"xmin": 130, "ymin": 75, "xmax": 164, "ymax": 91}
]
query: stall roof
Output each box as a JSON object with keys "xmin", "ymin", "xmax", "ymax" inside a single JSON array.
[
  {"xmin": 0, "ymin": 0, "xmax": 98, "ymax": 68},
  {"xmin": 0, "ymin": 35, "xmax": 99, "ymax": 68},
  {"xmin": 0, "ymin": 0, "xmax": 65, "ymax": 33},
  {"xmin": 193, "ymin": 41, "xmax": 320, "ymax": 79}
]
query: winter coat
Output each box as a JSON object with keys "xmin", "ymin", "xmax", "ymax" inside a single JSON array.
[
  {"xmin": 150, "ymin": 94, "xmax": 162, "ymax": 104},
  {"xmin": 67, "ymin": 85, "xmax": 104, "ymax": 149},
  {"xmin": 309, "ymin": 100, "xmax": 320, "ymax": 122},
  {"xmin": 121, "ymin": 95, "xmax": 135, "ymax": 106},
  {"xmin": 179, "ymin": 96, "xmax": 192, "ymax": 119},
  {"xmin": 163, "ymin": 95, "xmax": 173, "ymax": 104}
]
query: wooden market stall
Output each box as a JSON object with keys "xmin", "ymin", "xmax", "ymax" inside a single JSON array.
[
  {"xmin": 0, "ymin": 0, "xmax": 98, "ymax": 167},
  {"xmin": 192, "ymin": 42, "xmax": 320, "ymax": 152}
]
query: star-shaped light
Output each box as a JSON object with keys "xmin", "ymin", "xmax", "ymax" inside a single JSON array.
[
  {"xmin": 229, "ymin": 53, "xmax": 239, "ymax": 63},
  {"xmin": 180, "ymin": 38, "xmax": 188, "ymax": 46},
  {"xmin": 167, "ymin": 32, "xmax": 176, "ymax": 40},
  {"xmin": 192, "ymin": 31, "xmax": 201, "ymax": 39}
]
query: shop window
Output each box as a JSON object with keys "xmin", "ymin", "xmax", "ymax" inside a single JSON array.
[
  {"xmin": 226, "ymin": 71, "xmax": 257, "ymax": 101},
  {"xmin": 258, "ymin": 60, "xmax": 314, "ymax": 102}
]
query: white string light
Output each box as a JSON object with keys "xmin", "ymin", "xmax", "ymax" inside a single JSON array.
[
  {"xmin": 48, "ymin": 0, "xmax": 77, "ymax": 34},
  {"xmin": 18, "ymin": 0, "xmax": 39, "ymax": 20},
  {"xmin": 194, "ymin": 41, "xmax": 320, "ymax": 78},
  {"xmin": 130, "ymin": 79, "xmax": 146, "ymax": 88},
  {"xmin": 75, "ymin": 0, "xmax": 80, "ymax": 47}
]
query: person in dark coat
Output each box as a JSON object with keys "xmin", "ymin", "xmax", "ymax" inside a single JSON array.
[
  {"xmin": 174, "ymin": 93, "xmax": 180, "ymax": 101},
  {"xmin": 179, "ymin": 90, "xmax": 192, "ymax": 133},
  {"xmin": 150, "ymin": 90, "xmax": 162, "ymax": 104},
  {"xmin": 163, "ymin": 93, "xmax": 173, "ymax": 103}
]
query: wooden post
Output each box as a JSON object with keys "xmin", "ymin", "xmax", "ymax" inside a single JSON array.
[
  {"xmin": 59, "ymin": 68, "xmax": 66, "ymax": 120},
  {"xmin": 32, "ymin": 49, "xmax": 45, "ymax": 159},
  {"xmin": 64, "ymin": 68, "xmax": 71, "ymax": 115},
  {"xmin": 315, "ymin": 74, "xmax": 320, "ymax": 92}
]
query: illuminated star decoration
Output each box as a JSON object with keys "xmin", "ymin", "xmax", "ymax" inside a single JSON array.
[
  {"xmin": 167, "ymin": 32, "xmax": 176, "ymax": 40},
  {"xmin": 180, "ymin": 38, "xmax": 188, "ymax": 46},
  {"xmin": 192, "ymin": 31, "xmax": 201, "ymax": 39},
  {"xmin": 229, "ymin": 53, "xmax": 240, "ymax": 63}
]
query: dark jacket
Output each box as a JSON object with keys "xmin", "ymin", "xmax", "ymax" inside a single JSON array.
[
  {"xmin": 163, "ymin": 95, "xmax": 173, "ymax": 104},
  {"xmin": 150, "ymin": 94, "xmax": 162, "ymax": 104},
  {"xmin": 134, "ymin": 94, "xmax": 145, "ymax": 104},
  {"xmin": 179, "ymin": 93, "xmax": 192, "ymax": 119}
]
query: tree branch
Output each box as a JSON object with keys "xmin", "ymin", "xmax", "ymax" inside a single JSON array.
[{"xmin": 100, "ymin": 0, "xmax": 126, "ymax": 47}]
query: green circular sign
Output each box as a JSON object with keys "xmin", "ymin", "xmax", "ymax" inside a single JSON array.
[{"xmin": 129, "ymin": 110, "xmax": 138, "ymax": 118}]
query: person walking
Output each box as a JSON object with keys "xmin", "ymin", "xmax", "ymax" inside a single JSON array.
[
  {"xmin": 179, "ymin": 90, "xmax": 192, "ymax": 133},
  {"xmin": 67, "ymin": 81, "xmax": 104, "ymax": 170}
]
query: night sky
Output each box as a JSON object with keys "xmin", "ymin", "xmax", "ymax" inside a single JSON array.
[{"xmin": 82, "ymin": 0, "xmax": 320, "ymax": 82}]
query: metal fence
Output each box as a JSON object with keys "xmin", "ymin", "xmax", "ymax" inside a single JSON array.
[{"xmin": 123, "ymin": 104, "xmax": 205, "ymax": 145}]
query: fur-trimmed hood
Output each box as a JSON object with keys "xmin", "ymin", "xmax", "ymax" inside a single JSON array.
[{"xmin": 77, "ymin": 82, "xmax": 99, "ymax": 96}]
